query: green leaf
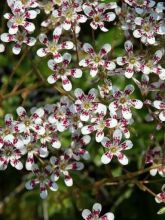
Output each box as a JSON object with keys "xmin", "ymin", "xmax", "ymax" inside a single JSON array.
[{"xmin": 157, "ymin": 207, "xmax": 165, "ymax": 215}]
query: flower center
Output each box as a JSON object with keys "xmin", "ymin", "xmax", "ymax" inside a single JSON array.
[
  {"xmin": 65, "ymin": 9, "xmax": 74, "ymax": 20},
  {"xmin": 60, "ymin": 162, "xmax": 67, "ymax": 171},
  {"xmin": 21, "ymin": 0, "xmax": 28, "ymax": 4},
  {"xmin": 55, "ymin": 0, "xmax": 62, "ymax": 6},
  {"xmin": 15, "ymin": 15, "xmax": 24, "ymax": 25},
  {"xmin": 41, "ymin": 133, "xmax": 51, "ymax": 143},
  {"xmin": 98, "ymin": 121, "xmax": 105, "ymax": 130},
  {"xmin": 48, "ymin": 42, "xmax": 58, "ymax": 53},
  {"xmin": 50, "ymin": 16, "xmax": 60, "ymax": 25},
  {"xmin": 111, "ymin": 146, "xmax": 118, "ymax": 153},
  {"xmin": 39, "ymin": 174, "xmax": 45, "ymax": 181},
  {"xmin": 129, "ymin": 57, "xmax": 136, "ymax": 64},
  {"xmin": 72, "ymin": 115, "xmax": 79, "ymax": 122},
  {"xmin": 83, "ymin": 102, "xmax": 92, "ymax": 110},
  {"xmin": 136, "ymin": 0, "xmax": 144, "ymax": 6},
  {"xmin": 146, "ymin": 61, "xmax": 153, "ymax": 68},
  {"xmin": 94, "ymin": 15, "xmax": 101, "ymax": 22},
  {"xmin": 4, "ymin": 129, "xmax": 10, "ymax": 135},
  {"xmin": 16, "ymin": 32, "xmax": 25, "ymax": 42},
  {"xmin": 27, "ymin": 144, "xmax": 33, "ymax": 152},
  {"xmin": 120, "ymin": 97, "xmax": 127, "ymax": 104},
  {"xmin": 25, "ymin": 120, "xmax": 30, "ymax": 126},
  {"xmin": 59, "ymin": 68, "xmax": 65, "ymax": 75},
  {"xmin": 58, "ymin": 110, "xmax": 65, "ymax": 119},
  {"xmin": 94, "ymin": 56, "xmax": 101, "ymax": 63},
  {"xmin": 143, "ymin": 24, "xmax": 150, "ymax": 32},
  {"xmin": 42, "ymin": 134, "xmax": 47, "ymax": 138},
  {"xmin": 44, "ymin": 2, "xmax": 53, "ymax": 13},
  {"xmin": 5, "ymin": 149, "xmax": 12, "ymax": 156}
]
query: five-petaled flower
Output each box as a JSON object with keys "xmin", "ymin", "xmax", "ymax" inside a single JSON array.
[
  {"xmin": 4, "ymin": 3, "xmax": 37, "ymax": 34},
  {"xmin": 69, "ymin": 132, "xmax": 91, "ymax": 161},
  {"xmin": 7, "ymin": 0, "xmax": 39, "ymax": 9},
  {"xmin": 145, "ymin": 146, "xmax": 165, "ymax": 177},
  {"xmin": 133, "ymin": 15, "xmax": 165, "ymax": 45},
  {"xmin": 1, "ymin": 30, "xmax": 36, "ymax": 54},
  {"xmin": 83, "ymin": 2, "xmax": 116, "ymax": 32},
  {"xmin": 101, "ymin": 129, "xmax": 133, "ymax": 165},
  {"xmin": 116, "ymin": 40, "xmax": 141, "ymax": 78},
  {"xmin": 37, "ymin": 26, "xmax": 74, "ymax": 62},
  {"xmin": 79, "ymin": 43, "xmax": 116, "ymax": 77},
  {"xmin": 48, "ymin": 96, "xmax": 71, "ymax": 132},
  {"xmin": 153, "ymin": 100, "xmax": 165, "ymax": 121},
  {"xmin": 124, "ymin": 0, "xmax": 155, "ymax": 14},
  {"xmin": 16, "ymin": 106, "xmax": 45, "ymax": 138},
  {"xmin": 50, "ymin": 154, "xmax": 84, "ymax": 187},
  {"xmin": 25, "ymin": 164, "xmax": 58, "ymax": 199},
  {"xmin": 82, "ymin": 203, "xmax": 114, "ymax": 220},
  {"xmin": 0, "ymin": 114, "xmax": 24, "ymax": 149},
  {"xmin": 140, "ymin": 49, "xmax": 165, "ymax": 80},
  {"xmin": 52, "ymin": 0, "xmax": 87, "ymax": 32},
  {"xmin": 81, "ymin": 111, "xmax": 117, "ymax": 142},
  {"xmin": 74, "ymin": 88, "xmax": 99, "ymax": 121},
  {"xmin": 0, "ymin": 141, "xmax": 25, "ymax": 170},
  {"xmin": 109, "ymin": 85, "xmax": 143, "ymax": 120},
  {"xmin": 47, "ymin": 52, "xmax": 82, "ymax": 91},
  {"xmin": 155, "ymin": 184, "xmax": 165, "ymax": 204}
]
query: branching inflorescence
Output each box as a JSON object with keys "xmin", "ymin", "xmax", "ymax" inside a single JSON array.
[{"xmin": 0, "ymin": 0, "xmax": 165, "ymax": 218}]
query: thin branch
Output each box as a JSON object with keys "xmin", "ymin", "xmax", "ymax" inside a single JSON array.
[
  {"xmin": 11, "ymin": 70, "xmax": 32, "ymax": 93},
  {"xmin": 94, "ymin": 164, "xmax": 162, "ymax": 188},
  {"xmin": 136, "ymin": 181, "xmax": 157, "ymax": 197},
  {"xmin": 163, "ymin": 131, "xmax": 165, "ymax": 164},
  {"xmin": 42, "ymin": 200, "xmax": 49, "ymax": 220},
  {"xmin": 1, "ymin": 48, "xmax": 29, "ymax": 94},
  {"xmin": 1, "ymin": 83, "xmax": 43, "ymax": 100},
  {"xmin": 72, "ymin": 23, "xmax": 79, "ymax": 65},
  {"xmin": 0, "ymin": 183, "xmax": 24, "ymax": 212}
]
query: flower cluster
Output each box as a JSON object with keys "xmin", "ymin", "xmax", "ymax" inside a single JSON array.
[
  {"xmin": 119, "ymin": 0, "xmax": 165, "ymax": 45},
  {"xmin": 1, "ymin": 0, "xmax": 39, "ymax": 54},
  {"xmin": 0, "ymin": 83, "xmax": 142, "ymax": 198},
  {"xmin": 0, "ymin": 0, "xmax": 164, "ymax": 213},
  {"xmin": 0, "ymin": 101, "xmax": 86, "ymax": 198}
]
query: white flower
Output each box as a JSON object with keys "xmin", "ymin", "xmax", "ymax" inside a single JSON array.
[
  {"xmin": 79, "ymin": 43, "xmax": 116, "ymax": 77},
  {"xmin": 153, "ymin": 100, "xmax": 165, "ymax": 121},
  {"xmin": 50, "ymin": 154, "xmax": 84, "ymax": 187},
  {"xmin": 101, "ymin": 129, "xmax": 133, "ymax": 165},
  {"xmin": 83, "ymin": 2, "xmax": 116, "ymax": 32},
  {"xmin": 52, "ymin": 0, "xmax": 87, "ymax": 31},
  {"xmin": 140, "ymin": 49, "xmax": 165, "ymax": 80},
  {"xmin": 116, "ymin": 41, "xmax": 141, "ymax": 78},
  {"xmin": 74, "ymin": 88, "xmax": 99, "ymax": 122},
  {"xmin": 37, "ymin": 27, "xmax": 73, "ymax": 62},
  {"xmin": 25, "ymin": 164, "xmax": 58, "ymax": 199},
  {"xmin": 109, "ymin": 85, "xmax": 143, "ymax": 120},
  {"xmin": 1, "ymin": 31, "xmax": 36, "ymax": 55},
  {"xmin": 82, "ymin": 203, "xmax": 114, "ymax": 220},
  {"xmin": 133, "ymin": 14, "xmax": 165, "ymax": 45},
  {"xmin": 0, "ymin": 141, "xmax": 26, "ymax": 170},
  {"xmin": 4, "ymin": 3, "xmax": 37, "ymax": 34},
  {"xmin": 47, "ymin": 53, "xmax": 82, "ymax": 91},
  {"xmin": 0, "ymin": 43, "xmax": 5, "ymax": 53},
  {"xmin": 81, "ymin": 111, "xmax": 117, "ymax": 143}
]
